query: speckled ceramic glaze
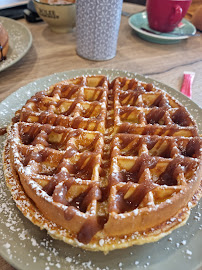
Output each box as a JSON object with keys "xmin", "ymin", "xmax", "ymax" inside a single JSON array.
[
  {"xmin": 33, "ymin": 0, "xmax": 76, "ymax": 34},
  {"xmin": 76, "ymin": 0, "xmax": 123, "ymax": 61},
  {"xmin": 0, "ymin": 16, "xmax": 32, "ymax": 72},
  {"xmin": 0, "ymin": 69, "xmax": 201, "ymax": 270}
]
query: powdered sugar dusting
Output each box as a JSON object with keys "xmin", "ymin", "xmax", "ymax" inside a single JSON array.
[
  {"xmin": 1, "ymin": 68, "xmax": 201, "ymax": 132},
  {"xmin": 0, "ymin": 136, "xmax": 202, "ymax": 270},
  {"xmin": 0, "ymin": 68, "xmax": 202, "ymax": 269}
]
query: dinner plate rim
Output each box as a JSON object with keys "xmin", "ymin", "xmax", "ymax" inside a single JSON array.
[
  {"xmin": 0, "ymin": 16, "xmax": 32, "ymax": 72},
  {"xmin": 0, "ymin": 68, "xmax": 201, "ymax": 270}
]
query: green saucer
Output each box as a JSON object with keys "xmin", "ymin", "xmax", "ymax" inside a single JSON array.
[{"xmin": 128, "ymin": 11, "xmax": 196, "ymax": 44}]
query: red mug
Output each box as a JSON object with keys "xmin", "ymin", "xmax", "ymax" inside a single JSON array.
[{"xmin": 146, "ymin": 0, "xmax": 192, "ymax": 32}]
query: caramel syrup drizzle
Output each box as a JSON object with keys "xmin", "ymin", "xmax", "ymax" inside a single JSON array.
[{"xmin": 13, "ymin": 77, "xmax": 199, "ymax": 245}]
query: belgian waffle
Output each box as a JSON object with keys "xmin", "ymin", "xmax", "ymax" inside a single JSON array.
[{"xmin": 3, "ymin": 75, "xmax": 202, "ymax": 252}]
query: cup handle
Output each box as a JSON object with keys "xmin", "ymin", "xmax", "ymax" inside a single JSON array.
[{"xmin": 170, "ymin": 5, "xmax": 183, "ymax": 24}]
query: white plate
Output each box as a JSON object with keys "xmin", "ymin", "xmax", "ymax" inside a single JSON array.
[
  {"xmin": 0, "ymin": 69, "xmax": 201, "ymax": 270},
  {"xmin": 0, "ymin": 16, "xmax": 32, "ymax": 72}
]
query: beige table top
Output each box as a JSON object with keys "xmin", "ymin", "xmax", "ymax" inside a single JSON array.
[{"xmin": 0, "ymin": 3, "xmax": 202, "ymax": 269}]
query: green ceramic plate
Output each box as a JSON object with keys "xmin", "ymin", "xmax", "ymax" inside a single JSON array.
[
  {"xmin": 0, "ymin": 69, "xmax": 201, "ymax": 270},
  {"xmin": 128, "ymin": 11, "xmax": 196, "ymax": 44},
  {"xmin": 0, "ymin": 16, "xmax": 32, "ymax": 72}
]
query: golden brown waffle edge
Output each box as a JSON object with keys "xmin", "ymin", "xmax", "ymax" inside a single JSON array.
[{"xmin": 3, "ymin": 75, "xmax": 202, "ymax": 252}]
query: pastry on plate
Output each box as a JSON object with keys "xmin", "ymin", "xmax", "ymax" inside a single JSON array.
[
  {"xmin": 0, "ymin": 22, "xmax": 9, "ymax": 61},
  {"xmin": 3, "ymin": 75, "xmax": 202, "ymax": 253}
]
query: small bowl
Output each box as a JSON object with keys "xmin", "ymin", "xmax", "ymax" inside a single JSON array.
[{"xmin": 33, "ymin": 0, "xmax": 76, "ymax": 34}]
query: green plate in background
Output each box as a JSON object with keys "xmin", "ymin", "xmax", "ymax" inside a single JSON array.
[
  {"xmin": 0, "ymin": 69, "xmax": 201, "ymax": 270},
  {"xmin": 128, "ymin": 11, "xmax": 196, "ymax": 44}
]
